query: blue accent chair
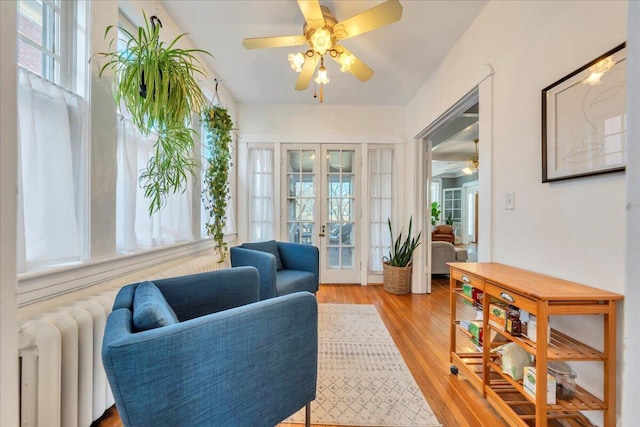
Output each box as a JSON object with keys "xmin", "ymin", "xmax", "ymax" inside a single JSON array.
[
  {"xmin": 230, "ymin": 240, "xmax": 320, "ymax": 300},
  {"xmin": 102, "ymin": 267, "xmax": 318, "ymax": 427}
]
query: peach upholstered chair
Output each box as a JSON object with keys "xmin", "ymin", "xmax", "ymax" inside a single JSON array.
[{"xmin": 432, "ymin": 224, "xmax": 455, "ymax": 243}]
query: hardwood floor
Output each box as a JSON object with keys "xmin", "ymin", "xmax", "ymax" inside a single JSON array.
[{"xmin": 95, "ymin": 278, "xmax": 508, "ymax": 427}]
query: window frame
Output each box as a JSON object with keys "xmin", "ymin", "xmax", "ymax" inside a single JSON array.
[{"xmin": 16, "ymin": 0, "xmax": 77, "ymax": 90}]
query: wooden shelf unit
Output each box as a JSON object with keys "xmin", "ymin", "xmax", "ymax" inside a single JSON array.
[{"xmin": 448, "ymin": 262, "xmax": 623, "ymax": 427}]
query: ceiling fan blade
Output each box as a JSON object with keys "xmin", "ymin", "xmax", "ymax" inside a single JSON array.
[
  {"xmin": 332, "ymin": 46, "xmax": 374, "ymax": 82},
  {"xmin": 333, "ymin": 0, "xmax": 403, "ymax": 40},
  {"xmin": 295, "ymin": 56, "xmax": 317, "ymax": 91},
  {"xmin": 297, "ymin": 0, "xmax": 325, "ymax": 29},
  {"xmin": 242, "ymin": 35, "xmax": 307, "ymax": 49}
]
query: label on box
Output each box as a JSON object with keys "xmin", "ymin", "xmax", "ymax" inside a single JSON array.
[
  {"xmin": 488, "ymin": 303, "xmax": 507, "ymax": 330},
  {"xmin": 523, "ymin": 366, "xmax": 556, "ymax": 405},
  {"xmin": 468, "ymin": 321, "xmax": 483, "ymax": 345}
]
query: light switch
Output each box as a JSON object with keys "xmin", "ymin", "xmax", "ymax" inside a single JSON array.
[{"xmin": 505, "ymin": 192, "xmax": 515, "ymax": 210}]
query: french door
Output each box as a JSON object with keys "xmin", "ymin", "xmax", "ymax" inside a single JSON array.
[{"xmin": 282, "ymin": 145, "xmax": 361, "ymax": 284}]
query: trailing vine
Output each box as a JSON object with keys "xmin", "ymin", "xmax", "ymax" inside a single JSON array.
[{"xmin": 202, "ymin": 105, "xmax": 234, "ymax": 262}]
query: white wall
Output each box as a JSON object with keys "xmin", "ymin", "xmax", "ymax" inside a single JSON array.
[
  {"xmin": 406, "ymin": 1, "xmax": 628, "ymax": 423},
  {"xmin": 0, "ymin": 2, "xmax": 19, "ymax": 425},
  {"xmin": 239, "ymin": 103, "xmax": 406, "ymax": 144}
]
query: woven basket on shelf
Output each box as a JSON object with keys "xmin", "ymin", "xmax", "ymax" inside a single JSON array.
[{"xmin": 382, "ymin": 260, "xmax": 412, "ymax": 295}]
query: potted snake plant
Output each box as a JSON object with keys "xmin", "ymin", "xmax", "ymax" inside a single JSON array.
[
  {"xmin": 382, "ymin": 217, "xmax": 422, "ymax": 294},
  {"xmin": 94, "ymin": 12, "xmax": 211, "ymax": 214}
]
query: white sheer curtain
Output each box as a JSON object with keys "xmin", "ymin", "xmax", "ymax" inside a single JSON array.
[
  {"xmin": 116, "ymin": 114, "xmax": 193, "ymax": 253},
  {"xmin": 248, "ymin": 148, "xmax": 274, "ymax": 241},
  {"xmin": 368, "ymin": 148, "xmax": 394, "ymax": 272},
  {"xmin": 17, "ymin": 68, "xmax": 82, "ymax": 272}
]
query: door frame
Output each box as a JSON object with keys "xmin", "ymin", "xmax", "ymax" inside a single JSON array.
[{"xmin": 413, "ymin": 65, "xmax": 494, "ymax": 293}]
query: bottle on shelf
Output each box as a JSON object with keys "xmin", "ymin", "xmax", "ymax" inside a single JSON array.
[
  {"xmin": 505, "ymin": 305, "xmax": 522, "ymax": 337},
  {"xmin": 548, "ymin": 361, "xmax": 577, "ymax": 400}
]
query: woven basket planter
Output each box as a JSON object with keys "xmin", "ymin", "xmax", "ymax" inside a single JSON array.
[{"xmin": 382, "ymin": 261, "xmax": 412, "ymax": 295}]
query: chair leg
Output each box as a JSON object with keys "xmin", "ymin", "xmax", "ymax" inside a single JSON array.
[{"xmin": 305, "ymin": 402, "xmax": 311, "ymax": 427}]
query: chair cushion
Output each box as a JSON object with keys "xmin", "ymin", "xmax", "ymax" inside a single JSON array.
[
  {"xmin": 132, "ymin": 281, "xmax": 179, "ymax": 331},
  {"xmin": 242, "ymin": 240, "xmax": 284, "ymax": 271},
  {"xmin": 275, "ymin": 270, "xmax": 318, "ymax": 296}
]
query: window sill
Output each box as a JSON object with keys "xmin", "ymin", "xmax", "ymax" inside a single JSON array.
[{"xmin": 17, "ymin": 238, "xmax": 220, "ymax": 307}]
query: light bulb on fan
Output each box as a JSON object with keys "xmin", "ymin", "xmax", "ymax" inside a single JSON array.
[{"xmin": 288, "ymin": 53, "xmax": 305, "ymax": 72}]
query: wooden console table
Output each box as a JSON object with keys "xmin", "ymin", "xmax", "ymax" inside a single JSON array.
[{"xmin": 448, "ymin": 262, "xmax": 623, "ymax": 427}]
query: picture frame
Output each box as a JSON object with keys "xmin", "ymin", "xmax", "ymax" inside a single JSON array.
[{"xmin": 542, "ymin": 43, "xmax": 627, "ymax": 182}]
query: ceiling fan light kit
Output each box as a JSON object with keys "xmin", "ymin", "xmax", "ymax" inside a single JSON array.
[
  {"xmin": 243, "ymin": 0, "xmax": 403, "ymax": 102},
  {"xmin": 462, "ymin": 139, "xmax": 480, "ymax": 175}
]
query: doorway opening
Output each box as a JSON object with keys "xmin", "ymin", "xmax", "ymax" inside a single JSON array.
[{"xmin": 416, "ymin": 88, "xmax": 480, "ymax": 292}]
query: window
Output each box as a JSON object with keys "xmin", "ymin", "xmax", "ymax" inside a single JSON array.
[
  {"xmin": 17, "ymin": 0, "xmax": 76, "ymax": 89},
  {"xmin": 115, "ymin": 13, "xmax": 195, "ymax": 252},
  {"xmin": 116, "ymin": 114, "xmax": 195, "ymax": 252},
  {"xmin": 17, "ymin": 69, "xmax": 84, "ymax": 272},
  {"xmin": 368, "ymin": 148, "xmax": 394, "ymax": 272},
  {"xmin": 248, "ymin": 148, "xmax": 274, "ymax": 241},
  {"xmin": 16, "ymin": 0, "xmax": 85, "ymax": 273},
  {"xmin": 431, "ymin": 180, "xmax": 441, "ymax": 206}
]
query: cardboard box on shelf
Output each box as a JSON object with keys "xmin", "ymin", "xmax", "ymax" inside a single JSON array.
[
  {"xmin": 468, "ymin": 320, "xmax": 483, "ymax": 345},
  {"xmin": 523, "ymin": 366, "xmax": 556, "ymax": 405},
  {"xmin": 489, "ymin": 303, "xmax": 507, "ymax": 330}
]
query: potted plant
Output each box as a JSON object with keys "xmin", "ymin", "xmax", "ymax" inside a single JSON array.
[
  {"xmin": 94, "ymin": 13, "xmax": 212, "ymax": 214},
  {"xmin": 202, "ymin": 105, "xmax": 234, "ymax": 262},
  {"xmin": 382, "ymin": 217, "xmax": 422, "ymax": 294},
  {"xmin": 431, "ymin": 202, "xmax": 441, "ymax": 226}
]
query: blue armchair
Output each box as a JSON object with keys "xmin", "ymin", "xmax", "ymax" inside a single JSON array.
[
  {"xmin": 230, "ymin": 240, "xmax": 320, "ymax": 300},
  {"xmin": 102, "ymin": 267, "xmax": 318, "ymax": 427}
]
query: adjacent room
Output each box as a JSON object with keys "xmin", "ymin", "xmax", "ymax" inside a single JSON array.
[{"xmin": 1, "ymin": 1, "xmax": 638, "ymax": 426}]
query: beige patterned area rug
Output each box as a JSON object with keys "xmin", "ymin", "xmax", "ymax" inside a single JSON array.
[{"xmin": 286, "ymin": 304, "xmax": 441, "ymax": 427}]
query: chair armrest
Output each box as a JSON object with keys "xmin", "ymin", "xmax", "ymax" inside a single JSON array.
[
  {"xmin": 432, "ymin": 241, "xmax": 456, "ymax": 255},
  {"xmin": 230, "ymin": 247, "xmax": 277, "ymax": 300},
  {"xmin": 455, "ymin": 249, "xmax": 468, "ymax": 262},
  {"xmin": 103, "ymin": 292, "xmax": 318, "ymax": 427},
  {"xmin": 277, "ymin": 242, "xmax": 319, "ymax": 278}
]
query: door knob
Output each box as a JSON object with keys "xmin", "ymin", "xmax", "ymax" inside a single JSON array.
[{"xmin": 319, "ymin": 225, "xmax": 325, "ymax": 237}]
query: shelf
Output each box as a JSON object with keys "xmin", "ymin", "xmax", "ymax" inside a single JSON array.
[
  {"xmin": 451, "ymin": 352, "xmax": 484, "ymax": 392},
  {"xmin": 487, "ymin": 361, "xmax": 606, "ymax": 412},
  {"xmin": 453, "ymin": 289, "xmax": 474, "ymax": 304},
  {"xmin": 488, "ymin": 325, "xmax": 605, "ymax": 361},
  {"xmin": 485, "ymin": 385, "xmax": 598, "ymax": 427},
  {"xmin": 449, "ymin": 263, "xmax": 620, "ymax": 427}
]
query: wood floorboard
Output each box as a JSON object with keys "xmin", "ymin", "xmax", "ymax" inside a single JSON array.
[{"xmin": 95, "ymin": 278, "xmax": 511, "ymax": 427}]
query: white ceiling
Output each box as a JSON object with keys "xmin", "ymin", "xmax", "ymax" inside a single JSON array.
[{"xmin": 159, "ymin": 0, "xmax": 487, "ymax": 105}]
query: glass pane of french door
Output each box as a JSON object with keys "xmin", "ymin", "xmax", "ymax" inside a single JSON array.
[
  {"xmin": 325, "ymin": 150, "xmax": 355, "ymax": 268},
  {"xmin": 285, "ymin": 149, "xmax": 317, "ymax": 245}
]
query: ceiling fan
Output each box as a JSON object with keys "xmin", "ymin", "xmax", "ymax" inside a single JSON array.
[
  {"xmin": 242, "ymin": 0, "xmax": 403, "ymax": 101},
  {"xmin": 462, "ymin": 139, "xmax": 479, "ymax": 175}
]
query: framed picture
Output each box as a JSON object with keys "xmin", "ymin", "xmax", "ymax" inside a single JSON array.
[{"xmin": 542, "ymin": 43, "xmax": 627, "ymax": 182}]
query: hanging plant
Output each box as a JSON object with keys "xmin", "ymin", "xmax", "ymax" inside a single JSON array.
[
  {"xmin": 93, "ymin": 12, "xmax": 211, "ymax": 214},
  {"xmin": 202, "ymin": 105, "xmax": 234, "ymax": 262}
]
